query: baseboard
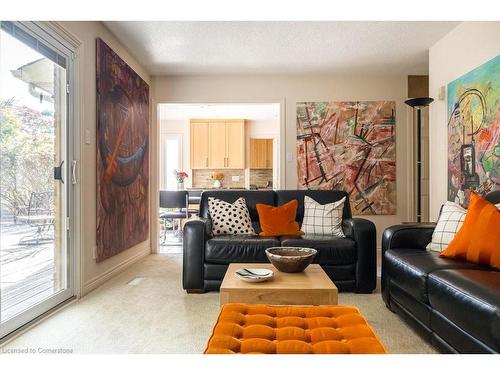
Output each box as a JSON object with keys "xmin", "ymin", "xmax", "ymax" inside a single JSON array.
[{"xmin": 83, "ymin": 245, "xmax": 150, "ymax": 296}]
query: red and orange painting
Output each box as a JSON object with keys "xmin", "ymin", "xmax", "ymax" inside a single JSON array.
[
  {"xmin": 96, "ymin": 38, "xmax": 149, "ymax": 262},
  {"xmin": 296, "ymin": 101, "xmax": 396, "ymax": 215}
]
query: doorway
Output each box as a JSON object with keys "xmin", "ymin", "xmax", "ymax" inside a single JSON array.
[
  {"xmin": 0, "ymin": 22, "xmax": 76, "ymax": 339},
  {"xmin": 156, "ymin": 102, "xmax": 282, "ymax": 253}
]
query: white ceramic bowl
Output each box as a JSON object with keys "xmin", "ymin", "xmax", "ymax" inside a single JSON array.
[{"xmin": 235, "ymin": 268, "xmax": 274, "ymax": 283}]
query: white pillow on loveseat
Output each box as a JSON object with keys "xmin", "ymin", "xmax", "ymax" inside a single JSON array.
[
  {"xmin": 426, "ymin": 201, "xmax": 466, "ymax": 252},
  {"xmin": 301, "ymin": 196, "xmax": 346, "ymax": 237},
  {"xmin": 208, "ymin": 197, "xmax": 256, "ymax": 236}
]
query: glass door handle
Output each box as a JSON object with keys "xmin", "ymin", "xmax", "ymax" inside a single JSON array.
[
  {"xmin": 54, "ymin": 160, "xmax": 64, "ymax": 183},
  {"xmin": 71, "ymin": 160, "xmax": 78, "ymax": 185}
]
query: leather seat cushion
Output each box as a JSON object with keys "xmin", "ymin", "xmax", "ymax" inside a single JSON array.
[
  {"xmin": 428, "ymin": 269, "xmax": 500, "ymax": 351},
  {"xmin": 204, "ymin": 304, "xmax": 387, "ymax": 354},
  {"xmin": 280, "ymin": 235, "xmax": 357, "ymax": 265},
  {"xmin": 205, "ymin": 235, "xmax": 280, "ymax": 264},
  {"xmin": 384, "ymin": 249, "xmax": 486, "ymax": 304}
]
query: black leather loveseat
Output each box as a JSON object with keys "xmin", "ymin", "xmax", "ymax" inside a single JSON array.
[
  {"xmin": 183, "ymin": 190, "xmax": 376, "ymax": 294},
  {"xmin": 382, "ymin": 191, "xmax": 500, "ymax": 353}
]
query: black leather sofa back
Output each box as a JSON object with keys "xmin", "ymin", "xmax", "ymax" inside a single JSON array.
[
  {"xmin": 199, "ymin": 189, "xmax": 352, "ymax": 232},
  {"xmin": 485, "ymin": 190, "xmax": 500, "ymax": 204}
]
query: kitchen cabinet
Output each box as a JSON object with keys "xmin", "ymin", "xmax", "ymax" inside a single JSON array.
[
  {"xmin": 190, "ymin": 121, "xmax": 209, "ymax": 168},
  {"xmin": 249, "ymin": 138, "xmax": 273, "ymax": 169},
  {"xmin": 190, "ymin": 119, "xmax": 245, "ymax": 169},
  {"xmin": 225, "ymin": 121, "xmax": 245, "ymax": 168},
  {"xmin": 208, "ymin": 121, "xmax": 227, "ymax": 168}
]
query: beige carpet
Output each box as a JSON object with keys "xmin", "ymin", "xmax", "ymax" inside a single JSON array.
[{"xmin": 2, "ymin": 254, "xmax": 437, "ymax": 354}]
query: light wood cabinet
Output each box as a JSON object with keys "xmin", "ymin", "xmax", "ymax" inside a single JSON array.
[
  {"xmin": 190, "ymin": 119, "xmax": 245, "ymax": 169},
  {"xmin": 208, "ymin": 122, "xmax": 227, "ymax": 168},
  {"xmin": 225, "ymin": 121, "xmax": 245, "ymax": 168},
  {"xmin": 250, "ymin": 138, "xmax": 273, "ymax": 169},
  {"xmin": 190, "ymin": 122, "xmax": 209, "ymax": 168}
]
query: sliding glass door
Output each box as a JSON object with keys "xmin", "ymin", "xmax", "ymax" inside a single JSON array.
[{"xmin": 0, "ymin": 21, "xmax": 75, "ymax": 339}]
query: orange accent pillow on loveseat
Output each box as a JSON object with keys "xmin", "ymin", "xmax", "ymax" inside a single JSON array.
[
  {"xmin": 440, "ymin": 191, "xmax": 500, "ymax": 269},
  {"xmin": 256, "ymin": 199, "xmax": 303, "ymax": 236}
]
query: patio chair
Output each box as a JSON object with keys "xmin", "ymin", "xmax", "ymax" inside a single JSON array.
[{"xmin": 17, "ymin": 191, "xmax": 55, "ymax": 245}]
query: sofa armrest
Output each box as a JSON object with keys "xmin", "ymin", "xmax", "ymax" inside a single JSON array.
[
  {"xmin": 343, "ymin": 218, "xmax": 376, "ymax": 293},
  {"xmin": 182, "ymin": 218, "xmax": 212, "ymax": 291},
  {"xmin": 382, "ymin": 224, "xmax": 436, "ymax": 253}
]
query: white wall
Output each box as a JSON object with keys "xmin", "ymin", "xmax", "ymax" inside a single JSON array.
[
  {"xmin": 59, "ymin": 22, "xmax": 152, "ymax": 295},
  {"xmin": 429, "ymin": 22, "xmax": 500, "ymax": 220},
  {"xmin": 152, "ymin": 74, "xmax": 412, "ymax": 245}
]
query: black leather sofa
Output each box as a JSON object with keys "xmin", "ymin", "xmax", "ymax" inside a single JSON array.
[
  {"xmin": 382, "ymin": 191, "xmax": 500, "ymax": 353},
  {"xmin": 183, "ymin": 190, "xmax": 376, "ymax": 293}
]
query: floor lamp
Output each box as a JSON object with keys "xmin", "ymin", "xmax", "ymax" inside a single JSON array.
[{"xmin": 405, "ymin": 97, "xmax": 434, "ymax": 223}]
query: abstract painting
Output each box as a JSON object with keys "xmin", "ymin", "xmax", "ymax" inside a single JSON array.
[
  {"xmin": 96, "ymin": 38, "xmax": 149, "ymax": 262},
  {"xmin": 447, "ymin": 55, "xmax": 499, "ymax": 207},
  {"xmin": 297, "ymin": 101, "xmax": 396, "ymax": 215}
]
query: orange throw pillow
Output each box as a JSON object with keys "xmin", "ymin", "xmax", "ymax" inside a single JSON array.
[
  {"xmin": 256, "ymin": 199, "xmax": 303, "ymax": 237},
  {"xmin": 440, "ymin": 191, "xmax": 500, "ymax": 269}
]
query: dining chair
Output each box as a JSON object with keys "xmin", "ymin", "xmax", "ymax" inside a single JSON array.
[{"xmin": 159, "ymin": 190, "xmax": 190, "ymax": 244}]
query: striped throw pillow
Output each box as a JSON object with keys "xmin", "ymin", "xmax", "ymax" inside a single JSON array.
[{"xmin": 301, "ymin": 196, "xmax": 346, "ymax": 237}]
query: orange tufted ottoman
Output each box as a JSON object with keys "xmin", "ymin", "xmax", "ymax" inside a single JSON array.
[{"xmin": 204, "ymin": 304, "xmax": 387, "ymax": 354}]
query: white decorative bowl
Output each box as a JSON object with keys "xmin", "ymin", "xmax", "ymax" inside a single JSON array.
[{"xmin": 235, "ymin": 268, "xmax": 274, "ymax": 283}]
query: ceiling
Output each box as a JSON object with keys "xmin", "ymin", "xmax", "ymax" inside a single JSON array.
[{"xmin": 104, "ymin": 21, "xmax": 459, "ymax": 76}]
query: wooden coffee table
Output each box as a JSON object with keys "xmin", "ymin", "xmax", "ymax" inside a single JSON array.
[{"xmin": 219, "ymin": 263, "xmax": 338, "ymax": 306}]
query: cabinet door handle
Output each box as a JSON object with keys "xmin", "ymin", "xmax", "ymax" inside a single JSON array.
[{"xmin": 206, "ymin": 157, "xmax": 208, "ymax": 167}]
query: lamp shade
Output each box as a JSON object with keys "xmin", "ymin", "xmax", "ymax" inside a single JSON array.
[{"xmin": 405, "ymin": 97, "xmax": 434, "ymax": 109}]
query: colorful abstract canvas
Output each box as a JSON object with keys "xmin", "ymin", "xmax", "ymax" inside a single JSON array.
[
  {"xmin": 96, "ymin": 38, "xmax": 149, "ymax": 262},
  {"xmin": 447, "ymin": 55, "xmax": 500, "ymax": 207},
  {"xmin": 296, "ymin": 101, "xmax": 396, "ymax": 215}
]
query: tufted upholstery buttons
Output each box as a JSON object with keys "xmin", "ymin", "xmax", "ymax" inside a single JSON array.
[{"xmin": 205, "ymin": 304, "xmax": 387, "ymax": 354}]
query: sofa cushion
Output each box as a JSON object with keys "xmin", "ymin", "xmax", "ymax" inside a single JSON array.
[
  {"xmin": 208, "ymin": 197, "xmax": 255, "ymax": 236},
  {"xmin": 280, "ymin": 235, "xmax": 356, "ymax": 265},
  {"xmin": 301, "ymin": 196, "xmax": 346, "ymax": 237},
  {"xmin": 428, "ymin": 269, "xmax": 500, "ymax": 352},
  {"xmin": 200, "ymin": 190, "xmax": 276, "ymax": 233},
  {"xmin": 384, "ymin": 249, "xmax": 486, "ymax": 304},
  {"xmin": 275, "ymin": 190, "xmax": 351, "ymax": 225},
  {"xmin": 256, "ymin": 199, "xmax": 303, "ymax": 237},
  {"xmin": 440, "ymin": 192, "xmax": 500, "ymax": 270},
  {"xmin": 426, "ymin": 201, "xmax": 467, "ymax": 252},
  {"xmin": 205, "ymin": 235, "xmax": 280, "ymax": 264}
]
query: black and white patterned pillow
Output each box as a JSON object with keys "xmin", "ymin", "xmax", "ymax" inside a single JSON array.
[
  {"xmin": 426, "ymin": 201, "xmax": 466, "ymax": 252},
  {"xmin": 301, "ymin": 196, "xmax": 346, "ymax": 237},
  {"xmin": 208, "ymin": 197, "xmax": 256, "ymax": 236}
]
